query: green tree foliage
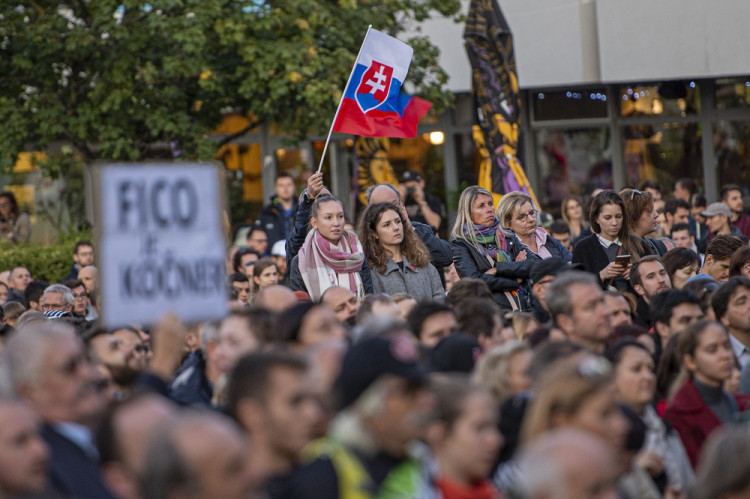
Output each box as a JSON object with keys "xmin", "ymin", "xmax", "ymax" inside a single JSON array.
[{"xmin": 0, "ymin": 1, "xmax": 462, "ymax": 169}]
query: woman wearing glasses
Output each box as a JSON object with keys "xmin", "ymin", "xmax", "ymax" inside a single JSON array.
[
  {"xmin": 621, "ymin": 188, "xmax": 669, "ymax": 256},
  {"xmin": 572, "ymin": 190, "xmax": 650, "ymax": 292},
  {"xmin": 358, "ymin": 202, "xmax": 444, "ymax": 302},
  {"xmin": 451, "ymin": 186, "xmax": 540, "ymax": 311},
  {"xmin": 497, "ymin": 192, "xmax": 571, "ymax": 261}
]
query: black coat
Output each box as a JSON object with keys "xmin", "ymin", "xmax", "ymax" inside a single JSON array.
[
  {"xmin": 571, "ymin": 234, "xmax": 653, "ymax": 291},
  {"xmin": 257, "ymin": 195, "xmax": 299, "ymax": 248},
  {"xmin": 451, "ymin": 232, "xmax": 540, "ymax": 310}
]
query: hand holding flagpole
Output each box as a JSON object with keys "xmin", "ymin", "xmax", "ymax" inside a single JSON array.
[{"xmin": 316, "ymin": 27, "xmax": 432, "ymax": 174}]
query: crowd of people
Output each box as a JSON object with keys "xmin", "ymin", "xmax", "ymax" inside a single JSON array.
[{"xmin": 1, "ymin": 172, "xmax": 750, "ymax": 498}]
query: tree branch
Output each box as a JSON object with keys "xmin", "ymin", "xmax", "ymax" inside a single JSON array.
[{"xmin": 216, "ymin": 119, "xmax": 261, "ymax": 147}]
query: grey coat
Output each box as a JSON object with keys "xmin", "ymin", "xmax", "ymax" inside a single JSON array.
[{"xmin": 370, "ymin": 255, "xmax": 444, "ymax": 302}]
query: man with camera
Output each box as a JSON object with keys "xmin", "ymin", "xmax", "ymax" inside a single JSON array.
[{"xmin": 400, "ymin": 170, "xmax": 443, "ymax": 231}]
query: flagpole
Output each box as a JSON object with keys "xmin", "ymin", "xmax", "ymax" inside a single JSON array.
[{"xmin": 317, "ymin": 25, "xmax": 373, "ymax": 174}]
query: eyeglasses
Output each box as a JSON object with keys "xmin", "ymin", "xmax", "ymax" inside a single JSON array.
[
  {"xmin": 630, "ymin": 189, "xmax": 643, "ymax": 201},
  {"xmin": 514, "ymin": 209, "xmax": 538, "ymax": 223},
  {"xmin": 73, "ymin": 292, "xmax": 87, "ymax": 300}
]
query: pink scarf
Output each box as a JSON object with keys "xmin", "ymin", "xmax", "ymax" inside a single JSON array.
[{"xmin": 298, "ymin": 229, "xmax": 365, "ymax": 301}]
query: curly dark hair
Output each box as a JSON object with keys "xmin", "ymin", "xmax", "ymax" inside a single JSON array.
[{"xmin": 358, "ymin": 202, "xmax": 430, "ymax": 274}]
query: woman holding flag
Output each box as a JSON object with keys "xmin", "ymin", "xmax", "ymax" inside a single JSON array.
[
  {"xmin": 290, "ymin": 194, "xmax": 373, "ymax": 301},
  {"xmin": 451, "ymin": 186, "xmax": 540, "ymax": 311}
]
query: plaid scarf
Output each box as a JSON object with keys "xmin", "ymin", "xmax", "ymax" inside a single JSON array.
[{"xmin": 298, "ymin": 229, "xmax": 365, "ymax": 301}]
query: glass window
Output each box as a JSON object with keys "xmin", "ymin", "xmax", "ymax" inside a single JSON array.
[
  {"xmin": 620, "ymin": 81, "xmax": 699, "ymax": 118},
  {"xmin": 534, "ymin": 127, "xmax": 611, "ymax": 216},
  {"xmin": 715, "ymin": 77, "xmax": 750, "ymax": 110},
  {"xmin": 715, "ymin": 120, "xmax": 750, "ymax": 189},
  {"xmin": 533, "ymin": 88, "xmax": 608, "ymax": 121},
  {"xmin": 622, "ymin": 122, "xmax": 701, "ymax": 192}
]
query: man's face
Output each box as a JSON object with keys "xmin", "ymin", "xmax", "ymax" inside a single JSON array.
[
  {"xmin": 322, "ymin": 287, "xmax": 359, "ymax": 324},
  {"xmin": 551, "ymin": 232, "xmax": 572, "ymax": 252},
  {"xmin": 74, "ymin": 245, "xmax": 94, "ymax": 267},
  {"xmin": 247, "ymin": 230, "xmax": 268, "ymax": 255},
  {"xmin": 232, "ymin": 280, "xmax": 250, "ymax": 305},
  {"xmin": 660, "ymin": 303, "xmax": 704, "ymax": 340},
  {"xmin": 275, "ymin": 177, "xmax": 296, "ymax": 202},
  {"xmin": 112, "ymin": 328, "xmax": 149, "ymax": 371},
  {"xmin": 669, "ymin": 207, "xmax": 690, "ymax": 226},
  {"xmin": 41, "ymin": 291, "xmax": 72, "ymax": 313},
  {"xmin": 674, "ymin": 183, "xmax": 690, "ymax": 201},
  {"xmin": 240, "ymin": 253, "xmax": 259, "ymax": 278},
  {"xmin": 89, "ymin": 334, "xmax": 141, "ymax": 387},
  {"xmin": 604, "ymin": 294, "xmax": 632, "ymax": 328},
  {"xmin": 559, "ymin": 283, "xmax": 611, "ymax": 348},
  {"xmin": 10, "ymin": 268, "xmax": 30, "ymax": 291},
  {"xmin": 671, "ymin": 229, "xmax": 694, "ymax": 249},
  {"xmin": 532, "ymin": 275, "xmax": 556, "ymax": 309},
  {"xmin": 252, "ymin": 367, "xmax": 321, "ymax": 463},
  {"xmin": 79, "ymin": 266, "xmax": 97, "ymax": 293},
  {"xmin": 24, "ymin": 332, "xmax": 105, "ymax": 425},
  {"xmin": 721, "ymin": 286, "xmax": 750, "ymax": 335},
  {"xmin": 704, "ymin": 255, "xmax": 732, "ymax": 282},
  {"xmin": 634, "ymin": 260, "xmax": 671, "ymax": 301},
  {"xmin": 272, "ymin": 255, "xmax": 287, "ymax": 276},
  {"xmin": 725, "ymin": 190, "xmax": 744, "ymax": 214},
  {"xmin": 71, "ymin": 285, "xmax": 88, "ymax": 315},
  {"xmin": 418, "ymin": 311, "xmax": 457, "ymax": 348},
  {"xmin": 0, "ymin": 402, "xmax": 49, "ymax": 495},
  {"xmin": 705, "ymin": 214, "xmax": 728, "ymax": 234}
]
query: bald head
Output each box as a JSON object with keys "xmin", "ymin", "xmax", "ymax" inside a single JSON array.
[
  {"xmin": 79, "ymin": 266, "xmax": 98, "ymax": 294},
  {"xmin": 518, "ymin": 429, "xmax": 618, "ymax": 499},
  {"xmin": 321, "ymin": 286, "xmax": 359, "ymax": 324},
  {"xmin": 368, "ymin": 184, "xmax": 409, "ymax": 223},
  {"xmin": 254, "ymin": 285, "xmax": 296, "ymax": 313}
]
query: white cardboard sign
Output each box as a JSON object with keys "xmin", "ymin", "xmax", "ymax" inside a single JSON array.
[{"xmin": 94, "ymin": 163, "xmax": 227, "ymax": 327}]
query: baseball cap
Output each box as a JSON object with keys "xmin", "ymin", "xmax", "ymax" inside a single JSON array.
[
  {"xmin": 530, "ymin": 257, "xmax": 583, "ymax": 285},
  {"xmin": 270, "ymin": 240, "xmax": 286, "ymax": 258},
  {"xmin": 337, "ymin": 334, "xmax": 427, "ymax": 409},
  {"xmin": 429, "ymin": 333, "xmax": 482, "ymax": 374},
  {"xmin": 400, "ymin": 170, "xmax": 423, "ymax": 183},
  {"xmin": 701, "ymin": 202, "xmax": 732, "ymax": 218}
]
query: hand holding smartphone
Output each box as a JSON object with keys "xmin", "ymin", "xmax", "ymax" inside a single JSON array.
[{"xmin": 615, "ymin": 254, "xmax": 631, "ymax": 268}]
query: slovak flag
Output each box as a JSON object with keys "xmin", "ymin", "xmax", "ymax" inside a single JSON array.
[{"xmin": 333, "ymin": 28, "xmax": 432, "ymax": 138}]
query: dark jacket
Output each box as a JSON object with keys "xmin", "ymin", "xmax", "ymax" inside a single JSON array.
[
  {"xmin": 451, "ymin": 231, "xmax": 540, "ymax": 310},
  {"xmin": 168, "ymin": 350, "xmax": 213, "ymax": 408},
  {"xmin": 285, "ymin": 191, "xmax": 453, "ymax": 276},
  {"xmin": 42, "ymin": 424, "xmax": 116, "ymax": 498},
  {"xmin": 289, "ymin": 254, "xmax": 374, "ymax": 300},
  {"xmin": 62, "ymin": 263, "xmax": 79, "ymax": 283},
  {"xmin": 645, "ymin": 237, "xmax": 668, "ymax": 257},
  {"xmin": 538, "ymin": 232, "xmax": 572, "ymax": 262},
  {"xmin": 257, "ymin": 194, "xmax": 299, "ymax": 247},
  {"xmin": 571, "ymin": 234, "xmax": 653, "ymax": 291},
  {"xmin": 664, "ymin": 378, "xmax": 750, "ymax": 469}
]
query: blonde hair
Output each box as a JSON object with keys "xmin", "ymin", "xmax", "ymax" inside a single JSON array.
[
  {"xmin": 521, "ymin": 356, "xmax": 613, "ymax": 444},
  {"xmin": 450, "ymin": 186, "xmax": 495, "ymax": 251},
  {"xmin": 472, "ymin": 340, "xmax": 530, "ymax": 403},
  {"xmin": 496, "ymin": 191, "xmax": 535, "ymax": 229}
]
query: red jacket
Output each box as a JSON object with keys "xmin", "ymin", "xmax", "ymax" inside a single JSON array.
[{"xmin": 664, "ymin": 378, "xmax": 750, "ymax": 469}]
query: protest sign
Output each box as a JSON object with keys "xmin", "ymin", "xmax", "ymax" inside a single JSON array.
[{"xmin": 92, "ymin": 163, "xmax": 227, "ymax": 327}]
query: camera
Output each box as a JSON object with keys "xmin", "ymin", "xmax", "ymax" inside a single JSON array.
[{"xmin": 405, "ymin": 186, "xmax": 416, "ymax": 199}]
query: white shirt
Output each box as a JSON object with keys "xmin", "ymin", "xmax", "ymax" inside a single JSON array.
[{"xmin": 596, "ymin": 234, "xmax": 621, "ymax": 249}]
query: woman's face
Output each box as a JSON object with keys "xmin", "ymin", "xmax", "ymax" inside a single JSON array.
[
  {"xmin": 614, "ymin": 347, "xmax": 656, "ymax": 412},
  {"xmin": 507, "ymin": 350, "xmax": 532, "ymax": 395},
  {"xmin": 311, "ymin": 200, "xmax": 345, "ymax": 244},
  {"xmin": 566, "ymin": 199, "xmax": 583, "ymax": 221},
  {"xmin": 509, "ymin": 201, "xmax": 537, "ymax": 237},
  {"xmin": 595, "ymin": 203, "xmax": 623, "ymax": 240},
  {"xmin": 298, "ymin": 306, "xmax": 347, "ymax": 349},
  {"xmin": 214, "ymin": 316, "xmax": 260, "ymax": 374},
  {"xmin": 255, "ymin": 265, "xmax": 278, "ymax": 289},
  {"xmin": 671, "ymin": 263, "xmax": 699, "ymax": 289},
  {"xmin": 470, "ymin": 194, "xmax": 496, "ymax": 227},
  {"xmin": 567, "ymin": 383, "xmax": 628, "ymax": 451},
  {"xmin": 0, "ymin": 197, "xmax": 11, "ymax": 218},
  {"xmin": 685, "ymin": 323, "xmax": 734, "ymax": 387},
  {"xmin": 634, "ymin": 206, "xmax": 659, "ymax": 237},
  {"xmin": 375, "ymin": 209, "xmax": 404, "ymax": 248},
  {"xmin": 437, "ymin": 391, "xmax": 503, "ymax": 483}
]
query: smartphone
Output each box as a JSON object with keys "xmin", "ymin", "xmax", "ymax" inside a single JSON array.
[{"xmin": 615, "ymin": 254, "xmax": 631, "ymax": 267}]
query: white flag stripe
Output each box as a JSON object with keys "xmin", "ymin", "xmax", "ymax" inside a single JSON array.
[{"xmin": 356, "ymin": 28, "xmax": 413, "ymax": 82}]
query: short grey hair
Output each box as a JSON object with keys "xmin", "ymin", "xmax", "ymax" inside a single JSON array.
[
  {"xmin": 42, "ymin": 284, "xmax": 74, "ymax": 306},
  {"xmin": 0, "ymin": 321, "xmax": 77, "ymax": 398},
  {"xmin": 546, "ymin": 271, "xmax": 599, "ymax": 321}
]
